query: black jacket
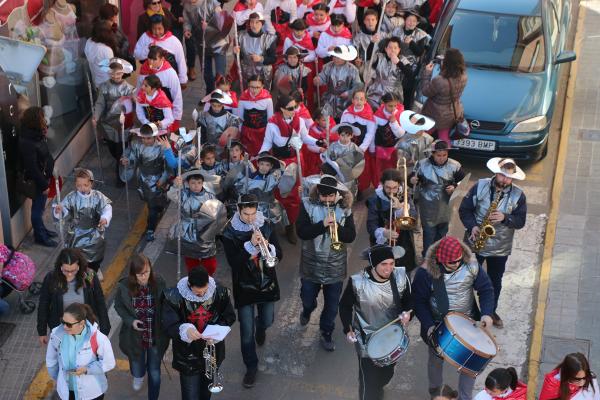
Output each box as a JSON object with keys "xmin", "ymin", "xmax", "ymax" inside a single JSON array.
[
  {"xmin": 36, "ymin": 270, "xmax": 111, "ymax": 336},
  {"xmin": 114, "ymin": 275, "xmax": 170, "ymax": 360},
  {"xmin": 161, "ymin": 285, "xmax": 236, "ymax": 376},
  {"xmin": 221, "ymin": 221, "xmax": 282, "ymax": 308},
  {"xmin": 19, "ymin": 127, "xmax": 54, "ymax": 194}
]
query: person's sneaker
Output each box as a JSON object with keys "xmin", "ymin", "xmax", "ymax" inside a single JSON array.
[
  {"xmin": 320, "ymin": 333, "xmax": 335, "ymax": 352},
  {"xmin": 145, "ymin": 230, "xmax": 155, "ymax": 242},
  {"xmin": 299, "ymin": 311, "xmax": 310, "ymax": 326},
  {"xmin": 242, "ymin": 369, "xmax": 257, "ymax": 388},
  {"xmin": 132, "ymin": 376, "xmax": 144, "ymax": 391},
  {"xmin": 492, "ymin": 312, "xmax": 504, "ymax": 329},
  {"xmin": 255, "ymin": 327, "xmax": 266, "ymax": 346},
  {"xmin": 35, "ymin": 238, "xmax": 58, "ymax": 248}
]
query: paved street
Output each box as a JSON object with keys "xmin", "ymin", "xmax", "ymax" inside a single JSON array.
[{"xmin": 0, "ymin": 0, "xmax": 595, "ymax": 399}]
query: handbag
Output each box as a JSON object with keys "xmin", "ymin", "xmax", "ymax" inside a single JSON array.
[
  {"xmin": 16, "ymin": 172, "xmax": 36, "ymax": 199},
  {"xmin": 0, "ymin": 244, "xmax": 36, "ymax": 291},
  {"xmin": 447, "ymin": 78, "xmax": 470, "ymax": 140}
]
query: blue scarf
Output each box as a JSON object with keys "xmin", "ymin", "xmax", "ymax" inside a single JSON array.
[{"xmin": 60, "ymin": 322, "xmax": 91, "ymax": 400}]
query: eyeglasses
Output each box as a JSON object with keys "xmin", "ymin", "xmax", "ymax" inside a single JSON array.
[
  {"xmin": 61, "ymin": 319, "xmax": 82, "ymax": 328},
  {"xmin": 283, "ymin": 105, "xmax": 297, "ymax": 111},
  {"xmin": 151, "ymin": 1, "xmax": 161, "ymax": 5},
  {"xmin": 248, "ymin": 85, "xmax": 262, "ymax": 90},
  {"xmin": 570, "ymin": 376, "xmax": 587, "ymax": 383},
  {"xmin": 61, "ymin": 267, "xmax": 79, "ymax": 275}
]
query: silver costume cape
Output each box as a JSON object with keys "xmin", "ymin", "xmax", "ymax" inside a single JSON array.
[
  {"xmin": 380, "ymin": 14, "xmax": 404, "ymax": 35},
  {"xmin": 120, "ymin": 139, "xmax": 168, "ymax": 208},
  {"xmin": 273, "ymin": 62, "xmax": 311, "ymax": 96},
  {"xmin": 350, "ymin": 267, "xmax": 409, "ymax": 357},
  {"xmin": 318, "ymin": 62, "xmax": 362, "ymax": 120},
  {"xmin": 166, "ymin": 188, "xmax": 227, "ymax": 258},
  {"xmin": 353, "ymin": 31, "xmax": 387, "ymax": 80},
  {"xmin": 183, "ymin": 0, "xmax": 230, "ymax": 55},
  {"xmin": 366, "ymin": 53, "xmax": 410, "ymax": 107},
  {"xmin": 238, "ymin": 30, "xmax": 277, "ymax": 88},
  {"xmin": 57, "ymin": 190, "xmax": 112, "ymax": 263},
  {"xmin": 196, "ymin": 110, "xmax": 242, "ymax": 157},
  {"xmin": 396, "ymin": 133, "xmax": 434, "ymax": 170},
  {"xmin": 391, "ymin": 26, "xmax": 430, "ymax": 67},
  {"xmin": 234, "ymin": 170, "xmax": 291, "ymax": 224},
  {"xmin": 93, "ymin": 80, "xmax": 135, "ymax": 142},
  {"xmin": 416, "ymin": 158, "xmax": 462, "ymax": 227},
  {"xmin": 469, "ymin": 178, "xmax": 524, "ymax": 257},
  {"xmin": 327, "ymin": 141, "xmax": 365, "ymax": 197},
  {"xmin": 430, "ymin": 262, "xmax": 480, "ymax": 321}
]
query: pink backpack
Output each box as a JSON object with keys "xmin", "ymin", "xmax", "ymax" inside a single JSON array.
[{"xmin": 0, "ymin": 244, "xmax": 36, "ymax": 291}]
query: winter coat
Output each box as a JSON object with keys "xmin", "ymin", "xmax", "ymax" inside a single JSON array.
[
  {"xmin": 420, "ymin": 69, "xmax": 468, "ymax": 130},
  {"xmin": 18, "ymin": 127, "xmax": 54, "ymax": 194},
  {"xmin": 37, "ymin": 271, "xmax": 111, "ymax": 337},
  {"xmin": 113, "ymin": 275, "xmax": 170, "ymax": 360},
  {"xmin": 46, "ymin": 321, "xmax": 115, "ymax": 400},
  {"xmin": 539, "ymin": 370, "xmax": 600, "ymax": 400}
]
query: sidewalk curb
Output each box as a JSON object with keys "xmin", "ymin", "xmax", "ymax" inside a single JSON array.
[
  {"xmin": 526, "ymin": 3, "xmax": 586, "ymax": 398},
  {"xmin": 23, "ymin": 207, "xmax": 148, "ymax": 400}
]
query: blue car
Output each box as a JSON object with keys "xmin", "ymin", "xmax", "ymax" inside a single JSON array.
[{"xmin": 417, "ymin": 0, "xmax": 576, "ymax": 161}]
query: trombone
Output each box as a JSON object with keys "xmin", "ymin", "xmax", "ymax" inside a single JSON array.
[
  {"xmin": 394, "ymin": 157, "xmax": 417, "ymax": 231},
  {"xmin": 327, "ymin": 202, "xmax": 344, "ymax": 251}
]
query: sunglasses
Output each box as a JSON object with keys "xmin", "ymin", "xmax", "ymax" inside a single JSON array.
[
  {"xmin": 570, "ymin": 376, "xmax": 587, "ymax": 383},
  {"xmin": 62, "ymin": 319, "xmax": 82, "ymax": 328},
  {"xmin": 283, "ymin": 105, "xmax": 297, "ymax": 111},
  {"xmin": 151, "ymin": 1, "xmax": 161, "ymax": 5}
]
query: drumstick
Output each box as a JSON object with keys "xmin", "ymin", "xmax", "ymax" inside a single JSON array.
[{"xmin": 374, "ymin": 309, "xmax": 412, "ymax": 334}]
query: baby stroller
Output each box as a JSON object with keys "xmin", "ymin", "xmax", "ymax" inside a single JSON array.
[{"xmin": 0, "ymin": 244, "xmax": 40, "ymax": 314}]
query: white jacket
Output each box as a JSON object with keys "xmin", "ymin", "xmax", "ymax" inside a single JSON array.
[
  {"xmin": 134, "ymin": 32, "xmax": 188, "ymax": 84},
  {"xmin": 84, "ymin": 39, "xmax": 114, "ymax": 88},
  {"xmin": 46, "ymin": 322, "xmax": 116, "ymax": 400}
]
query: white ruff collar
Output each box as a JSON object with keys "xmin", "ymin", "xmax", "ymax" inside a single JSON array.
[
  {"xmin": 177, "ymin": 276, "xmax": 216, "ymax": 303},
  {"xmin": 231, "ymin": 211, "xmax": 265, "ymax": 232}
]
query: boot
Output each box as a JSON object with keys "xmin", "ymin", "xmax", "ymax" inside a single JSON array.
[
  {"xmin": 188, "ymin": 67, "xmax": 197, "ymax": 81},
  {"xmin": 285, "ymin": 224, "xmax": 297, "ymax": 245}
]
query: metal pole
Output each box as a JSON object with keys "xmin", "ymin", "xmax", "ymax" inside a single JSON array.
[
  {"xmin": 325, "ymin": 110, "xmax": 330, "ymax": 159},
  {"xmin": 191, "ymin": 110, "xmax": 202, "ymax": 163},
  {"xmin": 0, "ymin": 128, "xmax": 13, "ymax": 246},
  {"xmin": 201, "ymin": 0, "xmax": 207, "ymax": 91},
  {"xmin": 120, "ymin": 113, "xmax": 132, "ymax": 229},
  {"xmin": 53, "ymin": 169, "xmax": 64, "ymax": 247},
  {"xmin": 314, "ymin": 59, "xmax": 320, "ymax": 109},
  {"xmin": 364, "ymin": 0, "xmax": 389, "ymax": 86},
  {"xmin": 86, "ymin": 73, "xmax": 105, "ymax": 184},
  {"xmin": 176, "ymin": 137, "xmax": 183, "ymax": 281},
  {"xmin": 233, "ymin": 21, "xmax": 244, "ymax": 92}
]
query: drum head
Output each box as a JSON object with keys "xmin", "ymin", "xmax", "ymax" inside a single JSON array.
[
  {"xmin": 366, "ymin": 324, "xmax": 406, "ymax": 359},
  {"xmin": 446, "ymin": 314, "xmax": 497, "ymax": 356}
]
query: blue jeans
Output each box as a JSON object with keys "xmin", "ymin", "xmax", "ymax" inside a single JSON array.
[
  {"xmin": 129, "ymin": 346, "xmax": 162, "ymax": 400},
  {"xmin": 238, "ymin": 302, "xmax": 275, "ymax": 371},
  {"xmin": 421, "ymin": 222, "xmax": 449, "ymax": 257},
  {"xmin": 0, "ymin": 299, "xmax": 9, "ymax": 317},
  {"xmin": 179, "ymin": 372, "xmax": 213, "ymax": 400},
  {"xmin": 476, "ymin": 255, "xmax": 509, "ymax": 313},
  {"xmin": 31, "ymin": 192, "xmax": 48, "ymax": 242},
  {"xmin": 199, "ymin": 51, "xmax": 226, "ymax": 93},
  {"xmin": 300, "ymin": 279, "xmax": 344, "ymax": 336}
]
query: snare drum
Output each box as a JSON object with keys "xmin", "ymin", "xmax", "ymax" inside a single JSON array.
[
  {"xmin": 431, "ymin": 312, "xmax": 498, "ymax": 377},
  {"xmin": 366, "ymin": 323, "xmax": 410, "ymax": 367}
]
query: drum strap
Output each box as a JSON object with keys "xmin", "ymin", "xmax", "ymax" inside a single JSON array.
[
  {"xmin": 432, "ymin": 267, "xmax": 449, "ymax": 317},
  {"xmin": 389, "ymin": 273, "xmax": 402, "ymax": 314}
]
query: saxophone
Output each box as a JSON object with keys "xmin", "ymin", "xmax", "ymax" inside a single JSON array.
[{"xmin": 472, "ymin": 189, "xmax": 502, "ymax": 252}]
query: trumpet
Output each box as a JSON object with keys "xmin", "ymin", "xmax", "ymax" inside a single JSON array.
[
  {"xmin": 394, "ymin": 157, "xmax": 417, "ymax": 230},
  {"xmin": 253, "ymin": 225, "xmax": 278, "ymax": 267},
  {"xmin": 327, "ymin": 202, "xmax": 344, "ymax": 251},
  {"xmin": 203, "ymin": 340, "xmax": 224, "ymax": 393}
]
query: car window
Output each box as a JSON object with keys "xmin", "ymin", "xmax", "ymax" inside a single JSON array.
[
  {"xmin": 548, "ymin": 4, "xmax": 560, "ymax": 53},
  {"xmin": 437, "ymin": 10, "xmax": 546, "ymax": 73}
]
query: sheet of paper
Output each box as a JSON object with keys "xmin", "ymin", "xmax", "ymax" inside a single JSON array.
[{"xmin": 202, "ymin": 325, "xmax": 231, "ymax": 342}]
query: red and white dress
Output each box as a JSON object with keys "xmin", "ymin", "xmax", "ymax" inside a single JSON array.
[
  {"xmin": 296, "ymin": 0, "xmax": 321, "ymax": 19},
  {"xmin": 373, "ymin": 103, "xmax": 405, "ymax": 176},
  {"xmin": 232, "ymin": 1, "xmax": 265, "ymax": 29},
  {"xmin": 133, "ymin": 30, "xmax": 188, "ymax": 84},
  {"xmin": 473, "ymin": 382, "xmax": 528, "ymax": 400},
  {"xmin": 136, "ymin": 89, "xmax": 175, "ymax": 131},
  {"xmin": 137, "ymin": 59, "xmax": 183, "ymax": 127},
  {"xmin": 302, "ymin": 116, "xmax": 338, "ymax": 176},
  {"xmin": 315, "ymin": 25, "xmax": 352, "ymax": 60},
  {"xmin": 341, "ymin": 105, "xmax": 376, "ymax": 190},
  {"xmin": 326, "ymin": 0, "xmax": 356, "ymax": 24},
  {"xmin": 306, "ymin": 12, "xmax": 331, "ymax": 46},
  {"xmin": 236, "ymin": 88, "xmax": 274, "ymax": 157}
]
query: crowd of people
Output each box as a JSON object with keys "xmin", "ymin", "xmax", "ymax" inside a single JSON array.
[{"xmin": 1, "ymin": 0, "xmax": 598, "ymax": 399}]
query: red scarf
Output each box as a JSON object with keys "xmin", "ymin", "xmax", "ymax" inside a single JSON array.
[
  {"xmin": 286, "ymin": 31, "xmax": 315, "ymax": 50},
  {"xmin": 269, "ymin": 112, "xmax": 300, "ymax": 137},
  {"xmin": 240, "ymin": 88, "xmax": 272, "ymax": 102},
  {"xmin": 139, "ymin": 59, "xmax": 173, "ymax": 76},
  {"xmin": 355, "ymin": 0, "xmax": 377, "ymax": 6},
  {"xmin": 496, "ymin": 382, "xmax": 528, "ymax": 400},
  {"xmin": 296, "ymin": 103, "xmax": 312, "ymax": 120},
  {"xmin": 309, "ymin": 118, "xmax": 338, "ymax": 141},
  {"xmin": 233, "ymin": 1, "xmax": 247, "ymax": 11},
  {"xmin": 345, "ymin": 105, "xmax": 375, "ymax": 121},
  {"xmin": 136, "ymin": 89, "xmax": 173, "ymax": 109},
  {"xmin": 306, "ymin": 13, "xmax": 330, "ymax": 27},
  {"xmin": 539, "ymin": 370, "xmax": 581, "ymax": 400},
  {"xmin": 226, "ymin": 90, "xmax": 239, "ymax": 108},
  {"xmin": 325, "ymin": 25, "xmax": 353, "ymax": 39},
  {"xmin": 147, "ymin": 30, "xmax": 174, "ymax": 42},
  {"xmin": 296, "ymin": 0, "xmax": 320, "ymax": 6},
  {"xmin": 374, "ymin": 103, "xmax": 404, "ymax": 123}
]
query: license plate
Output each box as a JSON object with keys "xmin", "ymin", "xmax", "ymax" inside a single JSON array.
[{"xmin": 452, "ymin": 138, "xmax": 496, "ymax": 151}]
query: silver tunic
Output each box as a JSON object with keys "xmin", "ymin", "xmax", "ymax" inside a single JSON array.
[
  {"xmin": 471, "ymin": 178, "xmax": 524, "ymax": 257},
  {"xmin": 318, "ymin": 62, "xmax": 362, "ymax": 120},
  {"xmin": 238, "ymin": 31, "xmax": 277, "ymax": 88},
  {"xmin": 300, "ymin": 198, "xmax": 351, "ymax": 284},
  {"xmin": 391, "ymin": 26, "xmax": 430, "ymax": 67},
  {"xmin": 366, "ymin": 53, "xmax": 410, "ymax": 107},
  {"xmin": 234, "ymin": 171, "xmax": 285, "ymax": 224},
  {"xmin": 196, "ymin": 111, "xmax": 242, "ymax": 156},
  {"xmin": 430, "ymin": 262, "xmax": 479, "ymax": 321},
  {"xmin": 416, "ymin": 158, "xmax": 462, "ymax": 227},
  {"xmin": 328, "ymin": 141, "xmax": 365, "ymax": 197},
  {"xmin": 58, "ymin": 191, "xmax": 112, "ymax": 263},
  {"xmin": 396, "ymin": 133, "xmax": 434, "ymax": 170},
  {"xmin": 167, "ymin": 188, "xmax": 227, "ymax": 258},
  {"xmin": 351, "ymin": 267, "xmax": 409, "ymax": 357},
  {"xmin": 380, "ymin": 14, "xmax": 404, "ymax": 35},
  {"xmin": 93, "ymin": 80, "xmax": 135, "ymax": 142},
  {"xmin": 353, "ymin": 31, "xmax": 387, "ymax": 80},
  {"xmin": 273, "ymin": 63, "xmax": 311, "ymax": 97},
  {"xmin": 120, "ymin": 139, "xmax": 168, "ymax": 208},
  {"xmin": 183, "ymin": 0, "xmax": 229, "ymax": 54}
]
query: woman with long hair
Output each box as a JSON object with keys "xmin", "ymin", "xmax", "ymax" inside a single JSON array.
[
  {"xmin": 473, "ymin": 367, "xmax": 527, "ymax": 399},
  {"xmin": 420, "ymin": 48, "xmax": 468, "ymax": 144},
  {"xmin": 84, "ymin": 21, "xmax": 117, "ymax": 87},
  {"xmin": 37, "ymin": 248, "xmax": 111, "ymax": 346},
  {"xmin": 540, "ymin": 353, "xmax": 600, "ymax": 400},
  {"xmin": 46, "ymin": 302, "xmax": 115, "ymax": 400},
  {"xmin": 114, "ymin": 253, "xmax": 169, "ymax": 398}
]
